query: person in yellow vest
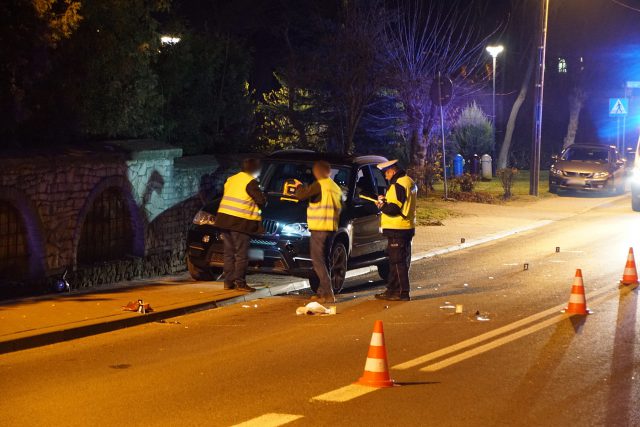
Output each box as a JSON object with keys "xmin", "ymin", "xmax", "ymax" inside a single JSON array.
[
  {"xmin": 215, "ymin": 158, "xmax": 266, "ymax": 292},
  {"xmin": 375, "ymin": 160, "xmax": 417, "ymax": 301},
  {"xmin": 294, "ymin": 161, "xmax": 343, "ymax": 303}
]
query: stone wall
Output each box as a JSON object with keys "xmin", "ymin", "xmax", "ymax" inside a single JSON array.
[{"xmin": 0, "ymin": 140, "xmax": 224, "ymax": 298}]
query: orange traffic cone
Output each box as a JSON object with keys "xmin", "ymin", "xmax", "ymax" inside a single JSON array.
[
  {"xmin": 620, "ymin": 248, "xmax": 639, "ymax": 286},
  {"xmin": 562, "ymin": 269, "xmax": 591, "ymax": 315},
  {"xmin": 355, "ymin": 320, "xmax": 394, "ymax": 388}
]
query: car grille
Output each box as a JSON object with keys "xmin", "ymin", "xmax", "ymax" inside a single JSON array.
[
  {"xmin": 562, "ymin": 171, "xmax": 593, "ymax": 178},
  {"xmin": 251, "ymin": 239, "xmax": 278, "ymax": 246},
  {"xmin": 262, "ymin": 219, "xmax": 279, "ymax": 235}
]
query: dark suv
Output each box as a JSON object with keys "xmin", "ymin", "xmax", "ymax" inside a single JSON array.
[{"xmin": 186, "ymin": 150, "xmax": 391, "ymax": 293}]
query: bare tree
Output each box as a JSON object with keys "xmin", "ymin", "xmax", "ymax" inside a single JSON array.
[
  {"xmin": 311, "ymin": 0, "xmax": 387, "ymax": 154},
  {"xmin": 382, "ymin": 0, "xmax": 494, "ymax": 170},
  {"xmin": 562, "ymin": 87, "xmax": 586, "ymax": 150},
  {"xmin": 498, "ymin": 56, "xmax": 533, "ymax": 169}
]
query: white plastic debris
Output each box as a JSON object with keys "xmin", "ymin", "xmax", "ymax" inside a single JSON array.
[{"xmin": 296, "ymin": 301, "xmax": 334, "ymax": 315}]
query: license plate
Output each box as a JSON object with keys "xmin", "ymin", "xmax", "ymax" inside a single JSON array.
[
  {"xmin": 566, "ymin": 178, "xmax": 585, "ymax": 186},
  {"xmin": 248, "ymin": 248, "xmax": 264, "ymax": 261}
]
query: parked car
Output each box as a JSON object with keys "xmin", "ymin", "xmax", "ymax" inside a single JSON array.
[
  {"xmin": 186, "ymin": 150, "xmax": 392, "ymax": 293},
  {"xmin": 549, "ymin": 144, "xmax": 626, "ymax": 194}
]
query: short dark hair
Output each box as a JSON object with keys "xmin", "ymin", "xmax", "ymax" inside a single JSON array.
[
  {"xmin": 241, "ymin": 158, "xmax": 261, "ymax": 174},
  {"xmin": 313, "ymin": 160, "xmax": 331, "ymax": 174}
]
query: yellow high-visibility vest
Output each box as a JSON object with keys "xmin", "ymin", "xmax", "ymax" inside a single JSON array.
[
  {"xmin": 217, "ymin": 172, "xmax": 261, "ymax": 221},
  {"xmin": 307, "ymin": 178, "xmax": 342, "ymax": 231},
  {"xmin": 381, "ymin": 175, "xmax": 417, "ymax": 230}
]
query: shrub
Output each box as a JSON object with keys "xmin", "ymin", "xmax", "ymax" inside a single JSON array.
[
  {"xmin": 497, "ymin": 168, "xmax": 519, "ymax": 199},
  {"xmin": 455, "ymin": 173, "xmax": 476, "ymax": 193},
  {"xmin": 450, "ymin": 102, "xmax": 494, "ymax": 159}
]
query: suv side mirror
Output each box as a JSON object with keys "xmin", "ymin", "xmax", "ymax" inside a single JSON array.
[{"xmin": 551, "ymin": 154, "xmax": 558, "ymax": 161}]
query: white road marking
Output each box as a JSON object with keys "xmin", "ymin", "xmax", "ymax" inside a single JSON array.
[
  {"xmin": 393, "ymin": 285, "xmax": 614, "ymax": 370},
  {"xmin": 420, "ymin": 291, "xmax": 615, "ymax": 372},
  {"xmin": 232, "ymin": 413, "xmax": 303, "ymax": 427},
  {"xmin": 312, "ymin": 384, "xmax": 378, "ymax": 402}
]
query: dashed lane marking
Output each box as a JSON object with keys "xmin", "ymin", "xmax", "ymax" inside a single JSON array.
[
  {"xmin": 420, "ymin": 290, "xmax": 615, "ymax": 372},
  {"xmin": 393, "ymin": 285, "xmax": 614, "ymax": 370},
  {"xmin": 311, "ymin": 384, "xmax": 378, "ymax": 402},
  {"xmin": 232, "ymin": 413, "xmax": 303, "ymax": 427}
]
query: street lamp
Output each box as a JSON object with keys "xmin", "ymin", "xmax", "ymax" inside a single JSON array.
[
  {"xmin": 530, "ymin": 0, "xmax": 550, "ymax": 196},
  {"xmin": 486, "ymin": 45, "xmax": 504, "ymax": 174}
]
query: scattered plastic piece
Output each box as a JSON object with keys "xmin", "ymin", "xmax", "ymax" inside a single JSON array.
[
  {"xmin": 455, "ymin": 304, "xmax": 463, "ymax": 314},
  {"xmin": 463, "ymin": 283, "xmax": 469, "ymax": 287},
  {"xmin": 461, "ymin": 238, "xmax": 466, "ymax": 243},
  {"xmin": 440, "ymin": 304, "xmax": 455, "ymax": 309},
  {"xmin": 296, "ymin": 301, "xmax": 334, "ymax": 315},
  {"xmin": 488, "ymin": 277, "xmax": 494, "ymax": 280},
  {"xmin": 384, "ymin": 305, "xmax": 390, "ymax": 309},
  {"xmin": 524, "ymin": 263, "xmax": 529, "ymax": 270},
  {"xmin": 417, "ymin": 286, "xmax": 423, "ymax": 289},
  {"xmin": 556, "ymin": 246, "xmax": 560, "ymax": 253},
  {"xmin": 474, "ymin": 310, "xmax": 490, "ymax": 321},
  {"xmin": 241, "ymin": 304, "xmax": 258, "ymax": 309}
]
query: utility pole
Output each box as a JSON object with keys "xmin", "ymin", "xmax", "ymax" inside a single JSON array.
[{"xmin": 530, "ymin": 0, "xmax": 550, "ymax": 196}]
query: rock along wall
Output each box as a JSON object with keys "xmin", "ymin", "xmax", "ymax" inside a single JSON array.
[{"xmin": 0, "ymin": 140, "xmax": 224, "ymax": 298}]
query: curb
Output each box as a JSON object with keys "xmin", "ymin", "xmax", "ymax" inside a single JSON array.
[
  {"xmin": 0, "ymin": 218, "xmax": 559, "ymax": 354},
  {"xmin": 0, "ymin": 280, "xmax": 307, "ymax": 355}
]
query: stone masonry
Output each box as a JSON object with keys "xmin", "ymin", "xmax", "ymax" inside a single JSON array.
[{"xmin": 0, "ymin": 140, "xmax": 224, "ymax": 298}]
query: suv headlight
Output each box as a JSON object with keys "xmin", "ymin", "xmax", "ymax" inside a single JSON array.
[
  {"xmin": 550, "ymin": 165, "xmax": 561, "ymax": 175},
  {"xmin": 281, "ymin": 222, "xmax": 310, "ymax": 237},
  {"xmin": 592, "ymin": 171, "xmax": 610, "ymax": 179},
  {"xmin": 193, "ymin": 210, "xmax": 216, "ymax": 226}
]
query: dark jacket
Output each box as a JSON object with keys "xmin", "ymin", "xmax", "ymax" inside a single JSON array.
[{"xmin": 215, "ymin": 179, "xmax": 266, "ymax": 234}]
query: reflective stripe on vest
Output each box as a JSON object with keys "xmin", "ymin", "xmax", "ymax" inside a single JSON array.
[
  {"xmin": 307, "ymin": 178, "xmax": 342, "ymax": 231},
  {"xmin": 217, "ymin": 172, "xmax": 261, "ymax": 221},
  {"xmin": 381, "ymin": 175, "xmax": 417, "ymax": 230}
]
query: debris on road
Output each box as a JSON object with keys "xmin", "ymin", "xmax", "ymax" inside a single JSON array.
[
  {"xmin": 474, "ymin": 310, "xmax": 490, "ymax": 321},
  {"xmin": 242, "ymin": 304, "xmax": 259, "ymax": 308},
  {"xmin": 122, "ymin": 301, "xmax": 153, "ymax": 313},
  {"xmin": 156, "ymin": 320, "xmax": 181, "ymax": 325},
  {"xmin": 439, "ymin": 302, "xmax": 455, "ymax": 309},
  {"xmin": 296, "ymin": 302, "xmax": 335, "ymax": 315},
  {"xmin": 455, "ymin": 304, "xmax": 463, "ymax": 314}
]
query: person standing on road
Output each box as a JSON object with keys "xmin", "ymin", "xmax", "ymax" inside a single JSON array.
[
  {"xmin": 215, "ymin": 158, "xmax": 266, "ymax": 292},
  {"xmin": 295, "ymin": 161, "xmax": 343, "ymax": 303},
  {"xmin": 375, "ymin": 160, "xmax": 417, "ymax": 301}
]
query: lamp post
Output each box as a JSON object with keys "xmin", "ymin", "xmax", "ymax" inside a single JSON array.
[
  {"xmin": 486, "ymin": 45, "xmax": 504, "ymax": 174},
  {"xmin": 530, "ymin": 0, "xmax": 550, "ymax": 196}
]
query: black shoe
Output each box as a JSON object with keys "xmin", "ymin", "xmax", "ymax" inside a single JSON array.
[
  {"xmin": 224, "ymin": 283, "xmax": 235, "ymax": 290},
  {"xmin": 375, "ymin": 292, "xmax": 410, "ymax": 301},
  {"xmin": 235, "ymin": 282, "xmax": 256, "ymax": 293}
]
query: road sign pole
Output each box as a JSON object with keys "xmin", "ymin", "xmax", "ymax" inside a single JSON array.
[
  {"xmin": 623, "ymin": 115, "xmax": 627, "ymax": 152},
  {"xmin": 617, "ymin": 117, "xmax": 621, "ymax": 151}
]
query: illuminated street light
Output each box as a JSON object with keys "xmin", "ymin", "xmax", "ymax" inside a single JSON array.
[
  {"xmin": 487, "ymin": 45, "xmax": 504, "ymax": 175},
  {"xmin": 160, "ymin": 36, "xmax": 181, "ymax": 45}
]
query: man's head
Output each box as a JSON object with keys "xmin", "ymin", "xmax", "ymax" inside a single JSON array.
[
  {"xmin": 312, "ymin": 160, "xmax": 332, "ymax": 180},
  {"xmin": 242, "ymin": 158, "xmax": 262, "ymax": 177},
  {"xmin": 377, "ymin": 159, "xmax": 400, "ymax": 181}
]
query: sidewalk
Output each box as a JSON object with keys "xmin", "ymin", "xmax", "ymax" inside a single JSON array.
[{"xmin": 0, "ymin": 194, "xmax": 621, "ymax": 354}]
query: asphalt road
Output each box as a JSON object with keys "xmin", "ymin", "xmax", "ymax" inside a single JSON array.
[{"xmin": 2, "ymin": 196, "xmax": 639, "ymax": 427}]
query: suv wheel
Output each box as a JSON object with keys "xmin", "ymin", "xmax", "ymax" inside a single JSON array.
[
  {"xmin": 187, "ymin": 255, "xmax": 220, "ymax": 281},
  {"xmin": 330, "ymin": 241, "xmax": 348, "ymax": 294}
]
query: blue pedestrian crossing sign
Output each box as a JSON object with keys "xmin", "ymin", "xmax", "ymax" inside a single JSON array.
[{"xmin": 609, "ymin": 98, "xmax": 628, "ymax": 117}]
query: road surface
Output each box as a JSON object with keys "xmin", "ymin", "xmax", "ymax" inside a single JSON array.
[{"xmin": 1, "ymin": 196, "xmax": 639, "ymax": 426}]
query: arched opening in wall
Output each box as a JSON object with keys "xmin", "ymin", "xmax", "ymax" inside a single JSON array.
[
  {"xmin": 77, "ymin": 187, "xmax": 133, "ymax": 265},
  {"xmin": 0, "ymin": 202, "xmax": 30, "ymax": 279}
]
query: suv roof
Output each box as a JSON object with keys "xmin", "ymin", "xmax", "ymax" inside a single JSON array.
[
  {"xmin": 566, "ymin": 144, "xmax": 615, "ymax": 150},
  {"xmin": 268, "ymin": 150, "xmax": 388, "ymax": 167}
]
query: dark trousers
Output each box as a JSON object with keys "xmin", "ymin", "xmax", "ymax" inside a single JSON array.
[
  {"xmin": 385, "ymin": 234, "xmax": 412, "ymax": 296},
  {"xmin": 310, "ymin": 231, "xmax": 335, "ymax": 298},
  {"xmin": 221, "ymin": 231, "xmax": 250, "ymax": 287}
]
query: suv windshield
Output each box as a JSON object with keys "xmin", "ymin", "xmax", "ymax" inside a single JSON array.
[
  {"xmin": 561, "ymin": 147, "xmax": 609, "ymax": 163},
  {"xmin": 261, "ymin": 161, "xmax": 351, "ymax": 200}
]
